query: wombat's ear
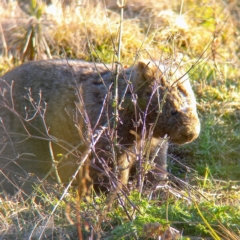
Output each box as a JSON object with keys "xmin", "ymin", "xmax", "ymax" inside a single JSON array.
[
  {"xmin": 137, "ymin": 61, "xmax": 155, "ymax": 82},
  {"xmin": 136, "ymin": 60, "xmax": 166, "ymax": 86}
]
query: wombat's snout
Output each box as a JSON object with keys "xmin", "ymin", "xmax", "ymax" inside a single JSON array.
[
  {"xmin": 176, "ymin": 120, "xmax": 200, "ymax": 144},
  {"xmin": 182, "ymin": 126, "xmax": 200, "ymax": 143}
]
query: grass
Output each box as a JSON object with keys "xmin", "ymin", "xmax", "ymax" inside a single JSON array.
[
  {"xmin": 0, "ymin": 0, "xmax": 240, "ymax": 239},
  {"xmin": 188, "ymin": 62, "xmax": 240, "ymax": 180}
]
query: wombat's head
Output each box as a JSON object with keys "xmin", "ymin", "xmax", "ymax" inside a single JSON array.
[{"xmin": 133, "ymin": 60, "xmax": 200, "ymax": 145}]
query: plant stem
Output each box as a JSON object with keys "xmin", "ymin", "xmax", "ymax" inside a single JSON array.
[{"xmin": 113, "ymin": 0, "xmax": 124, "ymax": 174}]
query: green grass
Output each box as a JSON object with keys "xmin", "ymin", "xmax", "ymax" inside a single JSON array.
[{"xmin": 0, "ymin": 0, "xmax": 240, "ymax": 239}]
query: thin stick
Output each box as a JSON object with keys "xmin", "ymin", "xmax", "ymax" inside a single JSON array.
[
  {"xmin": 49, "ymin": 141, "xmax": 62, "ymax": 184},
  {"xmin": 112, "ymin": 0, "xmax": 125, "ymax": 176}
]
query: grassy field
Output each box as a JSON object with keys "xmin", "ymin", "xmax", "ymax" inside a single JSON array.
[{"xmin": 0, "ymin": 0, "xmax": 240, "ymax": 239}]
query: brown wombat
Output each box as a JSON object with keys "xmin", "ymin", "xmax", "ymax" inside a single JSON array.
[{"xmin": 0, "ymin": 59, "xmax": 200, "ymax": 196}]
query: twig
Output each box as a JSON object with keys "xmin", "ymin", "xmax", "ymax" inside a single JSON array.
[
  {"xmin": 48, "ymin": 141, "xmax": 62, "ymax": 184},
  {"xmin": 112, "ymin": 0, "xmax": 125, "ymax": 184}
]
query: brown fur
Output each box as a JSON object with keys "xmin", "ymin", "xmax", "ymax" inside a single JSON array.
[{"xmin": 0, "ymin": 59, "xmax": 200, "ymax": 196}]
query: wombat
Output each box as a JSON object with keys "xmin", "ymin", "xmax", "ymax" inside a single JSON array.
[{"xmin": 0, "ymin": 59, "xmax": 200, "ymax": 196}]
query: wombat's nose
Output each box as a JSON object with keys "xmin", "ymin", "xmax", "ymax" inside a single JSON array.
[
  {"xmin": 183, "ymin": 131, "xmax": 197, "ymax": 143},
  {"xmin": 183, "ymin": 124, "xmax": 200, "ymax": 143}
]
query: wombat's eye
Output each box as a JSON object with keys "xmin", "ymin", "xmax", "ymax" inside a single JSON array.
[
  {"xmin": 171, "ymin": 110, "xmax": 178, "ymax": 116},
  {"xmin": 145, "ymin": 91, "xmax": 152, "ymax": 97}
]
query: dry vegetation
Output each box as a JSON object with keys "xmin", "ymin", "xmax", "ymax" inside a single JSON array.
[{"xmin": 0, "ymin": 0, "xmax": 240, "ymax": 239}]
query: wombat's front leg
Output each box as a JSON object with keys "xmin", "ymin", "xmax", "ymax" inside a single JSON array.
[
  {"xmin": 78, "ymin": 159, "xmax": 93, "ymax": 200},
  {"xmin": 117, "ymin": 151, "xmax": 135, "ymax": 188},
  {"xmin": 147, "ymin": 138, "xmax": 168, "ymax": 182},
  {"xmin": 116, "ymin": 138, "xmax": 168, "ymax": 188},
  {"xmin": 105, "ymin": 151, "xmax": 134, "ymax": 209}
]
